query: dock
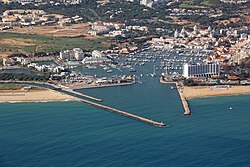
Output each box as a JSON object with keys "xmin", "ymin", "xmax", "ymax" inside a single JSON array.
[{"xmin": 80, "ymin": 98, "xmax": 167, "ymax": 127}]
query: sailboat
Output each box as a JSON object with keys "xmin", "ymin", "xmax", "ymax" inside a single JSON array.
[{"xmin": 150, "ymin": 65, "xmax": 156, "ymax": 77}]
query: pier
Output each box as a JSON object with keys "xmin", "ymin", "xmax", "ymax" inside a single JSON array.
[
  {"xmin": 61, "ymin": 88, "xmax": 103, "ymax": 102},
  {"xmin": 0, "ymin": 80, "xmax": 167, "ymax": 127},
  {"xmin": 160, "ymin": 78, "xmax": 191, "ymax": 115},
  {"xmin": 177, "ymin": 87, "xmax": 191, "ymax": 115},
  {"xmin": 80, "ymin": 99, "xmax": 167, "ymax": 127}
]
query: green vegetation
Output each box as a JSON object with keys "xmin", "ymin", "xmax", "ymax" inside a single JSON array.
[
  {"xmin": 179, "ymin": 0, "xmax": 222, "ymax": 7},
  {"xmin": 43, "ymin": 37, "xmax": 107, "ymax": 52},
  {"xmin": 179, "ymin": 4, "xmax": 198, "ymax": 8},
  {"xmin": 184, "ymin": 78, "xmax": 198, "ymax": 86},
  {"xmin": 0, "ymin": 32, "xmax": 108, "ymax": 54},
  {"xmin": 0, "ymin": 73, "xmax": 49, "ymax": 81},
  {"xmin": 0, "ymin": 0, "xmax": 249, "ymax": 54},
  {"xmin": 0, "ymin": 84, "xmax": 43, "ymax": 90},
  {"xmin": 0, "ymin": 84, "xmax": 25, "ymax": 90}
]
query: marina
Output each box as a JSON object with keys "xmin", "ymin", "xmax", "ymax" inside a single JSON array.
[{"xmin": 1, "ymin": 48, "xmax": 198, "ymax": 122}]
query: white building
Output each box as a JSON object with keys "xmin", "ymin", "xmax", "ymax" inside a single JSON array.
[
  {"xmin": 60, "ymin": 0, "xmax": 83, "ymax": 4},
  {"xmin": 140, "ymin": 0, "xmax": 154, "ymax": 8},
  {"xmin": 92, "ymin": 50, "xmax": 103, "ymax": 58},
  {"xmin": 82, "ymin": 50, "xmax": 111, "ymax": 65},
  {"xmin": 16, "ymin": 57, "xmax": 31, "ymax": 65},
  {"xmin": 3, "ymin": 58, "xmax": 14, "ymax": 66},
  {"xmin": 140, "ymin": 0, "xmax": 169, "ymax": 8},
  {"xmin": 174, "ymin": 29, "xmax": 179, "ymax": 38},
  {"xmin": 59, "ymin": 50, "xmax": 72, "ymax": 60},
  {"xmin": 240, "ymin": 33, "xmax": 248, "ymax": 40},
  {"xmin": 73, "ymin": 48, "xmax": 85, "ymax": 61},
  {"xmin": 183, "ymin": 62, "xmax": 220, "ymax": 78},
  {"xmin": 220, "ymin": 0, "xmax": 249, "ymax": 4}
]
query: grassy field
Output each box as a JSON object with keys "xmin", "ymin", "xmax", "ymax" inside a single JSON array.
[
  {"xmin": 0, "ymin": 84, "xmax": 45, "ymax": 90},
  {"xmin": 0, "ymin": 84, "xmax": 25, "ymax": 90},
  {"xmin": 0, "ymin": 32, "xmax": 109, "ymax": 55},
  {"xmin": 5, "ymin": 24, "xmax": 92, "ymax": 38},
  {"xmin": 179, "ymin": 0, "xmax": 221, "ymax": 8}
]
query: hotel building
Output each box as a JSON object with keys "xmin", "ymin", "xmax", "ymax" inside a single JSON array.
[{"xmin": 183, "ymin": 62, "xmax": 220, "ymax": 78}]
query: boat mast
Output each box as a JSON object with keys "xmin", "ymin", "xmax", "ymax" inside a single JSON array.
[
  {"xmin": 165, "ymin": 62, "xmax": 169, "ymax": 77},
  {"xmin": 153, "ymin": 65, "xmax": 156, "ymax": 75}
]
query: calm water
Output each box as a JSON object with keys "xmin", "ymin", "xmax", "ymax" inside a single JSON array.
[
  {"xmin": 1, "ymin": 51, "xmax": 250, "ymax": 166},
  {"xmin": 1, "ymin": 85, "xmax": 250, "ymax": 167}
]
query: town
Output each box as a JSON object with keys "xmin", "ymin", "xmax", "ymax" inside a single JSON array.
[
  {"xmin": 1, "ymin": 20, "xmax": 249, "ymax": 88},
  {"xmin": 1, "ymin": 1, "xmax": 250, "ymax": 166},
  {"xmin": 0, "ymin": 0, "xmax": 250, "ymax": 109}
]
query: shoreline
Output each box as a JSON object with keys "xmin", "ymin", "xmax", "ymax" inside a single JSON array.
[
  {"xmin": 182, "ymin": 85, "xmax": 250, "ymax": 100},
  {"xmin": 160, "ymin": 79, "xmax": 250, "ymax": 99},
  {"xmin": 160, "ymin": 79, "xmax": 250, "ymax": 115},
  {"xmin": 0, "ymin": 89, "xmax": 78, "ymax": 103},
  {"xmin": 186, "ymin": 92, "xmax": 250, "ymax": 100},
  {"xmin": 0, "ymin": 99, "xmax": 74, "ymax": 103}
]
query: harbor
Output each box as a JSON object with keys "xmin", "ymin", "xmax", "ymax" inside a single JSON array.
[
  {"xmin": 0, "ymin": 80, "xmax": 166, "ymax": 127},
  {"xmin": 1, "ymin": 48, "xmax": 196, "ymax": 122},
  {"xmin": 0, "ymin": 48, "xmax": 212, "ymax": 127}
]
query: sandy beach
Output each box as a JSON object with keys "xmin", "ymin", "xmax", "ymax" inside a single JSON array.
[
  {"xmin": 182, "ymin": 85, "xmax": 250, "ymax": 99},
  {"xmin": 0, "ymin": 89, "xmax": 78, "ymax": 102}
]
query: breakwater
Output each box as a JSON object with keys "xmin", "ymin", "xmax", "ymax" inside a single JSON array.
[
  {"xmin": 177, "ymin": 87, "xmax": 191, "ymax": 115},
  {"xmin": 0, "ymin": 80, "xmax": 167, "ymax": 126},
  {"xmin": 160, "ymin": 78, "xmax": 191, "ymax": 115},
  {"xmin": 80, "ymin": 99, "xmax": 167, "ymax": 127},
  {"xmin": 61, "ymin": 88, "xmax": 103, "ymax": 102}
]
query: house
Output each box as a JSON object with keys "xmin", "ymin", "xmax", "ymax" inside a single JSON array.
[{"xmin": 3, "ymin": 57, "xmax": 15, "ymax": 66}]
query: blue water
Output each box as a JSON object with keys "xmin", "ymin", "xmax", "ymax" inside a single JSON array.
[
  {"xmin": 1, "ymin": 51, "xmax": 250, "ymax": 166},
  {"xmin": 1, "ymin": 86, "xmax": 250, "ymax": 166}
]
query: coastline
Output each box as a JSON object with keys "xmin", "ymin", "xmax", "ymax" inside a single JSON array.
[
  {"xmin": 160, "ymin": 79, "xmax": 250, "ymax": 115},
  {"xmin": 182, "ymin": 85, "xmax": 250, "ymax": 100},
  {"xmin": 0, "ymin": 89, "xmax": 78, "ymax": 103}
]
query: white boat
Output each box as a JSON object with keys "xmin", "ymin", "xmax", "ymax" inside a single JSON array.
[{"xmin": 150, "ymin": 65, "xmax": 156, "ymax": 77}]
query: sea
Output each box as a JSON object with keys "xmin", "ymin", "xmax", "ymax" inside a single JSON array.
[{"xmin": 0, "ymin": 51, "xmax": 250, "ymax": 167}]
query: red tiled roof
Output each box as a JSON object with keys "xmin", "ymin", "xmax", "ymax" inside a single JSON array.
[{"xmin": 228, "ymin": 76, "xmax": 239, "ymax": 80}]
